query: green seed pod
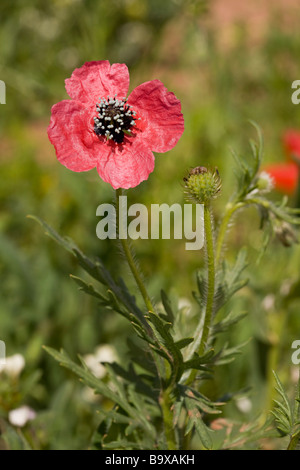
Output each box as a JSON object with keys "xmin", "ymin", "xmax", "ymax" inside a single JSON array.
[{"xmin": 183, "ymin": 166, "xmax": 221, "ymax": 204}]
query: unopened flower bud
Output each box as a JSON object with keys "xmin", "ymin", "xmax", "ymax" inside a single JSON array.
[
  {"xmin": 274, "ymin": 219, "xmax": 298, "ymax": 247},
  {"xmin": 183, "ymin": 166, "xmax": 221, "ymax": 204},
  {"xmin": 256, "ymin": 171, "xmax": 274, "ymax": 193}
]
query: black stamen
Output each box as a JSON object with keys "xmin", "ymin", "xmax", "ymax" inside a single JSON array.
[{"xmin": 93, "ymin": 96, "xmax": 137, "ymax": 144}]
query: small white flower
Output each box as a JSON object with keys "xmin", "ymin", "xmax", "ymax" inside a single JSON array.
[
  {"xmin": 280, "ymin": 279, "xmax": 292, "ymax": 296},
  {"xmin": 83, "ymin": 345, "xmax": 117, "ymax": 379},
  {"xmin": 0, "ymin": 354, "xmax": 25, "ymax": 377},
  {"xmin": 236, "ymin": 397, "xmax": 252, "ymax": 414},
  {"xmin": 262, "ymin": 294, "xmax": 275, "ymax": 312},
  {"xmin": 8, "ymin": 406, "xmax": 36, "ymax": 427},
  {"xmin": 81, "ymin": 386, "xmax": 100, "ymax": 404},
  {"xmin": 178, "ymin": 297, "xmax": 192, "ymax": 315}
]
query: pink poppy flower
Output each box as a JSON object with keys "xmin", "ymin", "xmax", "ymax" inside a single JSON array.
[{"xmin": 48, "ymin": 61, "xmax": 184, "ymax": 189}]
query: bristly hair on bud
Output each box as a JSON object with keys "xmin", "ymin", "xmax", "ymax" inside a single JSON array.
[{"xmin": 183, "ymin": 166, "xmax": 222, "ymax": 204}]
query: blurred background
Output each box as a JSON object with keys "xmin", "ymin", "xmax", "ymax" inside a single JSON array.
[{"xmin": 1, "ymin": 0, "xmax": 300, "ymax": 449}]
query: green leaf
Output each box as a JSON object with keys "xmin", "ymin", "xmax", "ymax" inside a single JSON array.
[
  {"xmin": 271, "ymin": 371, "xmax": 293, "ymax": 436},
  {"xmin": 230, "ymin": 121, "xmax": 263, "ymax": 201},
  {"xmin": 213, "ymin": 311, "xmax": 248, "ymax": 335},
  {"xmin": 28, "ymin": 215, "xmax": 78, "ymax": 254},
  {"xmin": 127, "ymin": 338, "xmax": 157, "ymax": 375},
  {"xmin": 70, "ymin": 275, "xmax": 110, "ymax": 302},
  {"xmin": 1, "ymin": 424, "xmax": 32, "ymax": 450},
  {"xmin": 195, "ymin": 270, "xmax": 207, "ymax": 311},
  {"xmin": 174, "ymin": 338, "xmax": 194, "ymax": 350},
  {"xmin": 287, "ymin": 428, "xmax": 300, "ymax": 450},
  {"xmin": 214, "ymin": 248, "xmax": 249, "ymax": 314},
  {"xmin": 97, "ymin": 408, "xmax": 133, "ymax": 425},
  {"xmin": 160, "ymin": 289, "xmax": 175, "ymax": 324},
  {"xmin": 102, "ymin": 440, "xmax": 146, "ymax": 450},
  {"xmin": 183, "ymin": 350, "xmax": 214, "ymax": 371},
  {"xmin": 183, "ymin": 387, "xmax": 223, "ymax": 415},
  {"xmin": 145, "ymin": 310, "xmax": 185, "ymax": 381},
  {"xmin": 214, "ymin": 339, "xmax": 251, "ymax": 365},
  {"xmin": 179, "ymin": 384, "xmax": 223, "ymax": 414},
  {"xmin": 184, "ymin": 396, "xmax": 213, "ymax": 449},
  {"xmin": 43, "ymin": 346, "xmax": 135, "ymax": 417},
  {"xmin": 30, "ymin": 216, "xmax": 149, "ymax": 329}
]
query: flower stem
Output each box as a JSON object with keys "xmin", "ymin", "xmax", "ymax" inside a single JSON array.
[
  {"xmin": 215, "ymin": 201, "xmax": 244, "ymax": 267},
  {"xmin": 185, "ymin": 204, "xmax": 215, "ymax": 385},
  {"xmin": 287, "ymin": 430, "xmax": 300, "ymax": 450},
  {"xmin": 115, "ymin": 188, "xmax": 176, "ymax": 450},
  {"xmin": 287, "ymin": 358, "xmax": 300, "ymax": 450},
  {"xmin": 263, "ymin": 309, "xmax": 288, "ymax": 424},
  {"xmin": 115, "ymin": 188, "xmax": 154, "ymax": 313},
  {"xmin": 215, "ymin": 197, "xmax": 277, "ymax": 267},
  {"xmin": 198, "ymin": 204, "xmax": 215, "ymax": 356},
  {"xmin": 160, "ymin": 387, "xmax": 177, "ymax": 450}
]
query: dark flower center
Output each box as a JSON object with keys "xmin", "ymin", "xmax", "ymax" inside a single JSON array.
[{"xmin": 93, "ymin": 95, "xmax": 138, "ymax": 144}]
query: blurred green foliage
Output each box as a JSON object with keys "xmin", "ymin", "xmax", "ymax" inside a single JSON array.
[{"xmin": 1, "ymin": 0, "xmax": 300, "ymax": 449}]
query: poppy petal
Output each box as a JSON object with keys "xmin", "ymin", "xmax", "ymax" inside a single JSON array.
[
  {"xmin": 96, "ymin": 139, "xmax": 155, "ymax": 189},
  {"xmin": 283, "ymin": 130, "xmax": 300, "ymax": 162},
  {"xmin": 127, "ymin": 80, "xmax": 184, "ymax": 153},
  {"xmin": 65, "ymin": 61, "xmax": 130, "ymax": 106},
  {"xmin": 47, "ymin": 100, "xmax": 102, "ymax": 172}
]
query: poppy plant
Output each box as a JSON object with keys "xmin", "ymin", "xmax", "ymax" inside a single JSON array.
[{"xmin": 48, "ymin": 60, "xmax": 184, "ymax": 189}]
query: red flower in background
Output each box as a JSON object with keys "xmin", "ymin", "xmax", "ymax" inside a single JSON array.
[
  {"xmin": 262, "ymin": 162, "xmax": 298, "ymax": 195},
  {"xmin": 262, "ymin": 130, "xmax": 300, "ymax": 196},
  {"xmin": 48, "ymin": 61, "xmax": 184, "ymax": 189},
  {"xmin": 283, "ymin": 129, "xmax": 300, "ymax": 162}
]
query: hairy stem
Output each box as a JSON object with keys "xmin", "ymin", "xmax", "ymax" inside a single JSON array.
[
  {"xmin": 264, "ymin": 309, "xmax": 289, "ymax": 425},
  {"xmin": 115, "ymin": 188, "xmax": 176, "ymax": 450},
  {"xmin": 287, "ymin": 367, "xmax": 300, "ymax": 450},
  {"xmin": 198, "ymin": 204, "xmax": 216, "ymax": 356},
  {"xmin": 160, "ymin": 387, "xmax": 177, "ymax": 450},
  {"xmin": 215, "ymin": 196, "xmax": 283, "ymax": 267},
  {"xmin": 115, "ymin": 188, "xmax": 154, "ymax": 313},
  {"xmin": 215, "ymin": 201, "xmax": 245, "ymax": 267},
  {"xmin": 287, "ymin": 430, "xmax": 300, "ymax": 450},
  {"xmin": 185, "ymin": 204, "xmax": 215, "ymax": 385}
]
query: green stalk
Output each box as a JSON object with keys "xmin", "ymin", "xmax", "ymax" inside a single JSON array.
[
  {"xmin": 115, "ymin": 188, "xmax": 154, "ymax": 313},
  {"xmin": 185, "ymin": 204, "xmax": 215, "ymax": 385},
  {"xmin": 287, "ymin": 371, "xmax": 300, "ymax": 450},
  {"xmin": 159, "ymin": 387, "xmax": 177, "ymax": 450},
  {"xmin": 215, "ymin": 201, "xmax": 245, "ymax": 267},
  {"xmin": 115, "ymin": 188, "xmax": 176, "ymax": 450},
  {"xmin": 263, "ymin": 309, "xmax": 289, "ymax": 425},
  {"xmin": 287, "ymin": 430, "xmax": 300, "ymax": 450},
  {"xmin": 198, "ymin": 204, "xmax": 216, "ymax": 355},
  {"xmin": 215, "ymin": 196, "xmax": 287, "ymax": 267},
  {"xmin": 186, "ymin": 199, "xmax": 250, "ymax": 386}
]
